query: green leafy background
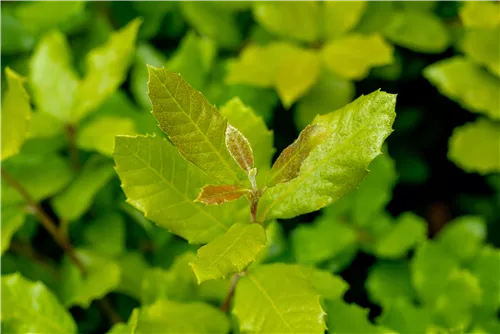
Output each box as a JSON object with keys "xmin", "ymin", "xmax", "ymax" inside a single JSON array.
[{"xmin": 1, "ymin": 1, "xmax": 499, "ymax": 334}]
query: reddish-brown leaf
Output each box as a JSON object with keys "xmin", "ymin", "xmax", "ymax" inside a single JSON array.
[
  {"xmin": 225, "ymin": 124, "xmax": 255, "ymax": 172},
  {"xmin": 195, "ymin": 184, "xmax": 250, "ymax": 205}
]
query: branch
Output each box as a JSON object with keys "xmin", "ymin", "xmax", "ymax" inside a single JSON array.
[
  {"xmin": 64, "ymin": 124, "xmax": 80, "ymax": 171},
  {"xmin": 220, "ymin": 272, "xmax": 243, "ymax": 313}
]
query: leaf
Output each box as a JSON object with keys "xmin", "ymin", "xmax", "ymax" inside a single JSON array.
[
  {"xmin": 382, "ymin": 10, "xmax": 450, "ymax": 53},
  {"xmin": 233, "ymin": 263, "xmax": 326, "ymax": 333},
  {"xmin": 321, "ymin": 33, "xmax": 394, "ymax": 80},
  {"xmin": 148, "ymin": 66, "xmax": 242, "ymax": 184},
  {"xmin": 219, "ymin": 97, "xmax": 275, "ymax": 176},
  {"xmin": 77, "ymin": 116, "xmax": 137, "ymax": 156},
  {"xmin": 252, "ymin": 2, "xmax": 319, "ymax": 42},
  {"xmin": 140, "ymin": 268, "xmax": 169, "ymax": 305},
  {"xmin": 267, "ymin": 125, "xmax": 326, "ymax": 187},
  {"xmin": 377, "ymin": 299, "xmax": 433, "ymax": 334},
  {"xmin": 163, "ymin": 252, "xmax": 200, "ymax": 301},
  {"xmin": 470, "ymin": 246, "xmax": 500, "ymax": 313},
  {"xmin": 1, "ymin": 206, "xmax": 26, "ymax": 255},
  {"xmin": 226, "ymin": 42, "xmax": 320, "ymax": 107},
  {"xmin": 190, "ymin": 223, "xmax": 267, "ymax": 283},
  {"xmin": 437, "ymin": 216, "xmax": 486, "ymax": 262},
  {"xmin": 29, "ymin": 30, "xmax": 79, "ymax": 123},
  {"xmin": 83, "ymin": 212, "xmax": 126, "ymax": 257},
  {"xmin": 107, "ymin": 309, "xmax": 139, "ymax": 334},
  {"xmin": 322, "ymin": 1, "xmax": 367, "ymax": 39},
  {"xmin": 411, "ymin": 241, "xmax": 460, "ymax": 305},
  {"xmin": 424, "ymin": 57, "xmax": 500, "ymax": 119},
  {"xmin": 2, "ymin": 153, "xmax": 73, "ymax": 206},
  {"xmin": 355, "ymin": 1, "xmax": 395, "ymax": 34},
  {"xmin": 326, "ymin": 299, "xmax": 389, "ymax": 334},
  {"xmin": 135, "ymin": 300, "xmax": 230, "ymax": 334},
  {"xmin": 1, "ymin": 68, "xmax": 31, "ymax": 161},
  {"xmin": 52, "ymin": 156, "xmax": 114, "ymax": 221},
  {"xmin": 459, "ymin": 2, "xmax": 500, "ymax": 28},
  {"xmin": 1, "ymin": 10, "xmax": 35, "ymax": 54},
  {"xmin": 59, "ymin": 248, "xmax": 121, "ymax": 308},
  {"xmin": 366, "ymin": 260, "xmax": 415, "ymax": 306},
  {"xmin": 462, "ymin": 27, "xmax": 500, "ymax": 78},
  {"xmin": 292, "ymin": 219, "xmax": 358, "ymax": 265},
  {"xmin": 195, "ymin": 185, "xmax": 249, "ymax": 206},
  {"xmin": 1, "ymin": 273, "xmax": 77, "ymax": 334},
  {"xmin": 294, "ymin": 72, "xmax": 355, "ymax": 131},
  {"xmin": 225, "ymin": 124, "xmax": 255, "ymax": 172},
  {"xmin": 258, "ymin": 90, "xmax": 396, "ymax": 220},
  {"xmin": 115, "ymin": 252, "xmax": 150, "ymax": 300},
  {"xmin": 27, "ymin": 111, "xmax": 63, "ymax": 139},
  {"xmin": 72, "ymin": 18, "xmax": 141, "ymax": 123},
  {"xmin": 299, "ymin": 266, "xmax": 349, "ymax": 301},
  {"xmin": 448, "ymin": 118, "xmax": 500, "ymax": 174},
  {"xmin": 374, "ymin": 212, "xmax": 427, "ymax": 258},
  {"xmin": 254, "ymin": 221, "xmax": 287, "ymax": 264},
  {"xmin": 114, "ymin": 135, "xmax": 246, "ymax": 244}
]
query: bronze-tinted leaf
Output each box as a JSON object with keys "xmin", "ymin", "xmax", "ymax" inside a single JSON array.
[
  {"xmin": 195, "ymin": 184, "xmax": 250, "ymax": 206},
  {"xmin": 225, "ymin": 124, "xmax": 255, "ymax": 172}
]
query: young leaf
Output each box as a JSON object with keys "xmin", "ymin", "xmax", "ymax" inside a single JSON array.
[
  {"xmin": 190, "ymin": 223, "xmax": 266, "ymax": 283},
  {"xmin": 2, "ymin": 273, "xmax": 77, "ymax": 334},
  {"xmin": 225, "ymin": 124, "xmax": 255, "ymax": 172},
  {"xmin": 195, "ymin": 184, "xmax": 250, "ymax": 206},
  {"xmin": 1, "ymin": 68, "xmax": 31, "ymax": 161},
  {"xmin": 437, "ymin": 216, "xmax": 486, "ymax": 262},
  {"xmin": 448, "ymin": 118, "xmax": 500, "ymax": 174},
  {"xmin": 266, "ymin": 124, "xmax": 325, "ymax": 187},
  {"xmin": 114, "ymin": 135, "xmax": 245, "ymax": 244},
  {"xmin": 233, "ymin": 263, "xmax": 326, "ymax": 333},
  {"xmin": 321, "ymin": 33, "xmax": 394, "ymax": 80},
  {"xmin": 147, "ymin": 66, "xmax": 242, "ymax": 184},
  {"xmin": 258, "ymin": 90, "xmax": 396, "ymax": 220},
  {"xmin": 135, "ymin": 299, "xmax": 230, "ymax": 334},
  {"xmin": 424, "ymin": 57, "xmax": 500, "ymax": 120},
  {"xmin": 29, "ymin": 30, "xmax": 79, "ymax": 123},
  {"xmin": 72, "ymin": 18, "xmax": 142, "ymax": 123},
  {"xmin": 299, "ymin": 265, "xmax": 349, "ymax": 301},
  {"xmin": 52, "ymin": 156, "xmax": 114, "ymax": 221},
  {"xmin": 1, "ymin": 206, "xmax": 26, "ymax": 255}
]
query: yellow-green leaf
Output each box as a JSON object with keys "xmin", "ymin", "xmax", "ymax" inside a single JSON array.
[
  {"xmin": 113, "ymin": 135, "xmax": 245, "ymax": 244},
  {"xmin": 1, "ymin": 273, "xmax": 77, "ymax": 334},
  {"xmin": 258, "ymin": 90, "xmax": 396, "ymax": 220},
  {"xmin": 1, "ymin": 206, "xmax": 26, "ymax": 255},
  {"xmin": 147, "ymin": 66, "xmax": 242, "ymax": 183},
  {"xmin": 448, "ymin": 118, "xmax": 500, "ymax": 174},
  {"xmin": 424, "ymin": 57, "xmax": 500, "ymax": 120},
  {"xmin": 233, "ymin": 263, "xmax": 326, "ymax": 333},
  {"xmin": 322, "ymin": 1, "xmax": 367, "ymax": 39},
  {"xmin": 461, "ymin": 27, "xmax": 500, "ymax": 78},
  {"xmin": 190, "ymin": 223, "xmax": 266, "ymax": 283},
  {"xmin": 459, "ymin": 1, "xmax": 500, "ymax": 28},
  {"xmin": 299, "ymin": 265, "xmax": 349, "ymax": 301},
  {"xmin": 1, "ymin": 67, "xmax": 31, "ymax": 161},
  {"xmin": 321, "ymin": 33, "xmax": 394, "ymax": 80},
  {"xmin": 326, "ymin": 299, "xmax": 389, "ymax": 334}
]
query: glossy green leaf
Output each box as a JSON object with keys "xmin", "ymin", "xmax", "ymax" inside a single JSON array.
[
  {"xmin": 73, "ymin": 18, "xmax": 141, "ymax": 123},
  {"xmin": 253, "ymin": 2, "xmax": 319, "ymax": 42},
  {"xmin": 326, "ymin": 299, "xmax": 389, "ymax": 334},
  {"xmin": 115, "ymin": 252, "xmax": 150, "ymax": 300},
  {"xmin": 1, "ymin": 68, "xmax": 31, "ymax": 161},
  {"xmin": 448, "ymin": 118, "xmax": 500, "ymax": 174},
  {"xmin": 1, "ymin": 153, "xmax": 73, "ymax": 206},
  {"xmin": 29, "ymin": 31, "xmax": 79, "ymax": 123},
  {"xmin": 77, "ymin": 116, "xmax": 137, "ymax": 156},
  {"xmin": 219, "ymin": 97, "xmax": 275, "ymax": 176},
  {"xmin": 135, "ymin": 299, "xmax": 230, "ymax": 334},
  {"xmin": 52, "ymin": 156, "xmax": 114, "ymax": 221},
  {"xmin": 424, "ymin": 57, "xmax": 500, "ymax": 120},
  {"xmin": 258, "ymin": 90, "xmax": 396, "ymax": 220},
  {"xmin": 233, "ymin": 263, "xmax": 326, "ymax": 333},
  {"xmin": 377, "ymin": 299, "xmax": 433, "ymax": 334},
  {"xmin": 366, "ymin": 260, "xmax": 415, "ymax": 306},
  {"xmin": 459, "ymin": 2, "xmax": 500, "ymax": 28},
  {"xmin": 462, "ymin": 27, "xmax": 500, "ymax": 78},
  {"xmin": 411, "ymin": 241, "xmax": 460, "ymax": 305},
  {"xmin": 382, "ymin": 11, "xmax": 450, "ymax": 53},
  {"xmin": 226, "ymin": 42, "xmax": 320, "ymax": 108},
  {"xmin": 191, "ymin": 223, "xmax": 266, "ymax": 283},
  {"xmin": 299, "ymin": 266, "xmax": 349, "ymax": 301},
  {"xmin": 114, "ymin": 135, "xmax": 246, "ymax": 244},
  {"xmin": 148, "ymin": 66, "xmax": 243, "ymax": 183},
  {"xmin": 1, "ymin": 206, "xmax": 26, "ymax": 255},
  {"xmin": 321, "ymin": 33, "xmax": 394, "ymax": 80},
  {"xmin": 1, "ymin": 273, "xmax": 77, "ymax": 334},
  {"xmin": 59, "ymin": 248, "xmax": 121, "ymax": 308},
  {"xmin": 83, "ymin": 212, "xmax": 126, "ymax": 257},
  {"xmin": 374, "ymin": 212, "xmax": 427, "ymax": 258},
  {"xmin": 470, "ymin": 246, "xmax": 500, "ymax": 313},
  {"xmin": 437, "ymin": 216, "xmax": 486, "ymax": 262},
  {"xmin": 180, "ymin": 2, "xmax": 242, "ymax": 49},
  {"xmin": 294, "ymin": 72, "xmax": 355, "ymax": 131},
  {"xmin": 292, "ymin": 218, "xmax": 357, "ymax": 265},
  {"xmin": 322, "ymin": 1, "xmax": 366, "ymax": 39}
]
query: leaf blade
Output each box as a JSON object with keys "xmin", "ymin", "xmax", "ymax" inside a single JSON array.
[
  {"xmin": 225, "ymin": 124, "xmax": 255, "ymax": 172},
  {"xmin": 195, "ymin": 184, "xmax": 249, "ymax": 206}
]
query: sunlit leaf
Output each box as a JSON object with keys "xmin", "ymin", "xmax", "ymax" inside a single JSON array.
[
  {"xmin": 459, "ymin": 1, "xmax": 500, "ymax": 28},
  {"xmin": 299, "ymin": 265, "xmax": 349, "ymax": 301},
  {"xmin": 322, "ymin": 1, "xmax": 367, "ymax": 39}
]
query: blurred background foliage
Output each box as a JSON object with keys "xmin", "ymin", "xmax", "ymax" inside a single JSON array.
[{"xmin": 1, "ymin": 1, "xmax": 499, "ymax": 334}]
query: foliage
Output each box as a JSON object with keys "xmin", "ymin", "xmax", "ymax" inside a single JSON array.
[{"xmin": 1, "ymin": 1, "xmax": 499, "ymax": 334}]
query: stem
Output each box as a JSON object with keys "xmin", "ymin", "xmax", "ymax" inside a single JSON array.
[
  {"xmin": 64, "ymin": 124, "xmax": 80, "ymax": 171},
  {"xmin": 99, "ymin": 297, "xmax": 123, "ymax": 325},
  {"xmin": 221, "ymin": 273, "xmax": 242, "ymax": 313}
]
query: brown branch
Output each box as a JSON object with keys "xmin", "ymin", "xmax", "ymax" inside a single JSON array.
[
  {"xmin": 99, "ymin": 297, "xmax": 123, "ymax": 325},
  {"xmin": 64, "ymin": 124, "xmax": 80, "ymax": 171},
  {"xmin": 221, "ymin": 272, "xmax": 243, "ymax": 313}
]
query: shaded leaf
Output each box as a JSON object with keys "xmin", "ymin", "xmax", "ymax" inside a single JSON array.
[
  {"xmin": 1, "ymin": 206, "xmax": 26, "ymax": 255},
  {"xmin": 470, "ymin": 246, "xmax": 500, "ymax": 313},
  {"xmin": 377, "ymin": 299, "xmax": 433, "ymax": 334},
  {"xmin": 299, "ymin": 265, "xmax": 349, "ymax": 301},
  {"xmin": 83, "ymin": 212, "xmax": 126, "ymax": 257},
  {"xmin": 366, "ymin": 260, "xmax": 415, "ymax": 306},
  {"xmin": 437, "ymin": 216, "xmax": 486, "ymax": 262},
  {"xmin": 462, "ymin": 27, "xmax": 500, "ymax": 78},
  {"xmin": 115, "ymin": 252, "xmax": 150, "ymax": 300},
  {"xmin": 326, "ymin": 299, "xmax": 389, "ymax": 334},
  {"xmin": 195, "ymin": 184, "xmax": 249, "ymax": 206}
]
